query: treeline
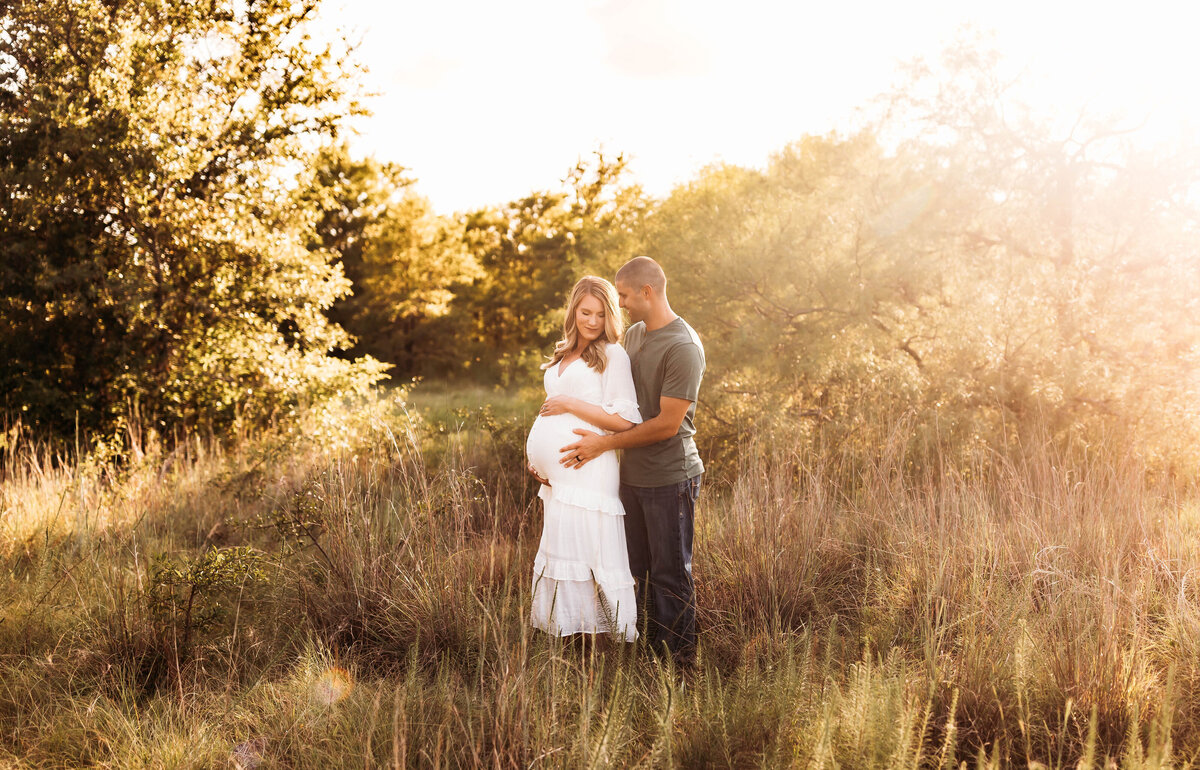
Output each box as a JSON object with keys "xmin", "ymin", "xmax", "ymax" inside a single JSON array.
[
  {"xmin": 0, "ymin": 0, "xmax": 388, "ymax": 441},
  {"xmin": 4, "ymin": 2, "xmax": 1200, "ymax": 474}
]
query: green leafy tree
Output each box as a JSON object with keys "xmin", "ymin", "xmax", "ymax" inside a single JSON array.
[
  {"xmin": 0, "ymin": 0, "xmax": 386, "ymax": 440},
  {"xmin": 647, "ymin": 136, "xmax": 949, "ymax": 460},
  {"xmin": 303, "ymin": 144, "xmax": 478, "ymax": 379},
  {"xmin": 447, "ymin": 152, "xmax": 647, "ymax": 384}
]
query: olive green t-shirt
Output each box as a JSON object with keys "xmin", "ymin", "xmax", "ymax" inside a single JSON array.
[{"xmin": 621, "ymin": 317, "xmax": 705, "ymax": 487}]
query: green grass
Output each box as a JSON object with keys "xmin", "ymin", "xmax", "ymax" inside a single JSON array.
[
  {"xmin": 1, "ymin": 385, "xmax": 1198, "ymax": 767},
  {"xmin": 403, "ymin": 379, "xmax": 541, "ymax": 422}
]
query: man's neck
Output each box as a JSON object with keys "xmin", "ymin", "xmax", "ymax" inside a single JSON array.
[{"xmin": 643, "ymin": 304, "xmax": 678, "ymax": 333}]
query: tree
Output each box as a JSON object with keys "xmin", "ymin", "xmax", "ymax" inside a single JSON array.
[
  {"xmin": 303, "ymin": 144, "xmax": 478, "ymax": 379},
  {"xmin": 446, "ymin": 152, "xmax": 648, "ymax": 384},
  {"xmin": 644, "ymin": 135, "xmax": 952, "ymax": 460},
  {"xmin": 644, "ymin": 40, "xmax": 1200, "ymax": 471},
  {"xmin": 0, "ymin": 0, "xmax": 387, "ymax": 440},
  {"xmin": 879, "ymin": 39, "xmax": 1200, "ymax": 466}
]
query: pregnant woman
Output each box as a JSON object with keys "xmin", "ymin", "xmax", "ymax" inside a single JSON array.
[{"xmin": 525, "ymin": 276, "xmax": 641, "ymax": 640}]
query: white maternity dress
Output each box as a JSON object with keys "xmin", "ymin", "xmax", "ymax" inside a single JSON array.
[{"xmin": 525, "ymin": 342, "xmax": 641, "ymax": 639}]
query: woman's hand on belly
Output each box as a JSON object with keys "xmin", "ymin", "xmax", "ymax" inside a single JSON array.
[
  {"xmin": 539, "ymin": 395, "xmax": 580, "ymax": 417},
  {"xmin": 526, "ymin": 461, "xmax": 550, "ymax": 486}
]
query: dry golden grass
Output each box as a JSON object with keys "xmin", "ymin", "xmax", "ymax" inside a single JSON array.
[{"xmin": 1, "ymin": 390, "xmax": 1197, "ymax": 767}]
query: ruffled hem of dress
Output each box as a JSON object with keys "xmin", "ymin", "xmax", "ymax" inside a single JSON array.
[
  {"xmin": 538, "ymin": 481, "xmax": 625, "ymax": 517},
  {"xmin": 530, "ymin": 575, "xmax": 639, "ymax": 639},
  {"xmin": 601, "ymin": 398, "xmax": 642, "ymax": 425},
  {"xmin": 532, "ymin": 554, "xmax": 636, "ymax": 587},
  {"xmin": 530, "ymin": 617, "xmax": 638, "ymax": 640}
]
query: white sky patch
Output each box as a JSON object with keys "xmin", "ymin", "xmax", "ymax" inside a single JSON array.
[
  {"xmin": 387, "ymin": 53, "xmax": 462, "ymax": 90},
  {"xmin": 588, "ymin": 0, "xmax": 713, "ymax": 79},
  {"xmin": 318, "ymin": 0, "xmax": 1200, "ymax": 215}
]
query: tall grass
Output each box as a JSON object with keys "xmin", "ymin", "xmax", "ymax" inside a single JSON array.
[{"xmin": 1, "ymin": 390, "xmax": 1198, "ymax": 767}]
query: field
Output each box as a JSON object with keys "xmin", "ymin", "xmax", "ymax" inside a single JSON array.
[{"xmin": 2, "ymin": 385, "xmax": 1199, "ymax": 768}]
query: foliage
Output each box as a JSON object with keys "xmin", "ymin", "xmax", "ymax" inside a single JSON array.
[
  {"xmin": 0, "ymin": 0, "xmax": 387, "ymax": 440},
  {"xmin": 645, "ymin": 139, "xmax": 933, "ymax": 463},
  {"xmin": 880, "ymin": 40, "xmax": 1200, "ymax": 470},
  {"xmin": 303, "ymin": 143, "xmax": 479, "ymax": 378},
  {"xmin": 443, "ymin": 152, "xmax": 649, "ymax": 384},
  {"xmin": 147, "ymin": 545, "xmax": 268, "ymax": 682},
  {"xmin": 647, "ymin": 42, "xmax": 1200, "ymax": 472}
]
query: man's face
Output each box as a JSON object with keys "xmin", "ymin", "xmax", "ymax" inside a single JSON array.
[{"xmin": 615, "ymin": 280, "xmax": 649, "ymax": 323}]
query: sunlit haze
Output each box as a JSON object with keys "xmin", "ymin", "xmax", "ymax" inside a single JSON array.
[{"xmin": 319, "ymin": 0, "xmax": 1199, "ymax": 215}]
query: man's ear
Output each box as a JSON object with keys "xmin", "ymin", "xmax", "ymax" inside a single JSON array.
[{"xmin": 641, "ymin": 284, "xmax": 653, "ymax": 299}]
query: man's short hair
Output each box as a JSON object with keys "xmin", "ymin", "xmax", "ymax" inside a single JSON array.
[{"xmin": 616, "ymin": 256, "xmax": 666, "ymax": 294}]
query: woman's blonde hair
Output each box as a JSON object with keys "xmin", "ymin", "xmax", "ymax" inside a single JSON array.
[{"xmin": 543, "ymin": 276, "xmax": 623, "ymax": 373}]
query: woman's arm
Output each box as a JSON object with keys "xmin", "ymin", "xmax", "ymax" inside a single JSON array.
[
  {"xmin": 539, "ymin": 345, "xmax": 641, "ymax": 433},
  {"xmin": 539, "ymin": 396, "xmax": 634, "ymax": 433}
]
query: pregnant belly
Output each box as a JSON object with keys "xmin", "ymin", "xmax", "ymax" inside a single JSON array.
[{"xmin": 526, "ymin": 413, "xmax": 600, "ymax": 483}]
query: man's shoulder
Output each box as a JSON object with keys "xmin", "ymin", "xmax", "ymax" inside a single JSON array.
[
  {"xmin": 676, "ymin": 318, "xmax": 703, "ymax": 350},
  {"xmin": 666, "ymin": 318, "xmax": 705, "ymax": 360},
  {"xmin": 624, "ymin": 322, "xmax": 646, "ymax": 346}
]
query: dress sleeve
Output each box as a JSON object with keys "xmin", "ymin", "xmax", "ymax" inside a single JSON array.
[{"xmin": 600, "ymin": 344, "xmax": 642, "ymax": 424}]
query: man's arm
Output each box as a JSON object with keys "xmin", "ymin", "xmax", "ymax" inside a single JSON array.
[{"xmin": 559, "ymin": 396, "xmax": 692, "ymax": 467}]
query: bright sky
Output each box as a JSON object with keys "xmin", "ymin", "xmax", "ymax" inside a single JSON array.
[{"xmin": 318, "ymin": 0, "xmax": 1199, "ymax": 215}]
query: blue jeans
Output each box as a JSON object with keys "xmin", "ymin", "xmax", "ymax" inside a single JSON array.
[{"xmin": 620, "ymin": 475, "xmax": 701, "ymax": 663}]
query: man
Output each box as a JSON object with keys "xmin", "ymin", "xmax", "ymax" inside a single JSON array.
[{"xmin": 560, "ymin": 256, "xmax": 705, "ymax": 666}]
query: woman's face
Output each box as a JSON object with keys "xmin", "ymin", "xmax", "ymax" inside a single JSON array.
[{"xmin": 574, "ymin": 293, "xmax": 606, "ymax": 346}]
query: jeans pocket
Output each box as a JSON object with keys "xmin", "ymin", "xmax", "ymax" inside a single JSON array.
[
  {"xmin": 675, "ymin": 477, "xmax": 701, "ymax": 519},
  {"xmin": 676, "ymin": 479, "xmax": 694, "ymax": 509}
]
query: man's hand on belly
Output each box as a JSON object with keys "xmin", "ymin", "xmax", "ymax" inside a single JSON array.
[{"xmin": 560, "ymin": 429, "xmax": 607, "ymax": 469}]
